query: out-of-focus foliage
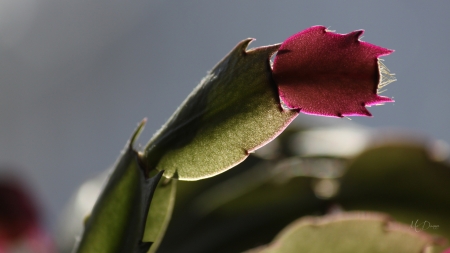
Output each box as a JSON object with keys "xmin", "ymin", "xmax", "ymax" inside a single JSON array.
[
  {"xmin": 59, "ymin": 123, "xmax": 450, "ymax": 253},
  {"xmin": 155, "ymin": 125, "xmax": 450, "ymax": 253},
  {"xmin": 246, "ymin": 212, "xmax": 445, "ymax": 253},
  {"xmin": 336, "ymin": 141, "xmax": 450, "ymax": 240}
]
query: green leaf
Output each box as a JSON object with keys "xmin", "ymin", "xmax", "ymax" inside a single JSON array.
[
  {"xmin": 336, "ymin": 142, "xmax": 450, "ymax": 241},
  {"xmin": 143, "ymin": 177, "xmax": 177, "ymax": 253},
  {"xmin": 247, "ymin": 212, "xmax": 445, "ymax": 253},
  {"xmin": 143, "ymin": 39, "xmax": 298, "ymax": 180},
  {"xmin": 155, "ymin": 156, "xmax": 326, "ymax": 253},
  {"xmin": 74, "ymin": 121, "xmax": 163, "ymax": 253}
]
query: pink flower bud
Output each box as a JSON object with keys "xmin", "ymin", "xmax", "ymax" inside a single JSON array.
[{"xmin": 273, "ymin": 26, "xmax": 395, "ymax": 117}]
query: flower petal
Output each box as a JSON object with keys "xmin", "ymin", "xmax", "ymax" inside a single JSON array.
[{"xmin": 273, "ymin": 26, "xmax": 395, "ymax": 117}]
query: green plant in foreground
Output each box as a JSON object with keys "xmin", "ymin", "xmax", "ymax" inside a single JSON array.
[{"xmin": 72, "ymin": 26, "xmax": 450, "ymax": 253}]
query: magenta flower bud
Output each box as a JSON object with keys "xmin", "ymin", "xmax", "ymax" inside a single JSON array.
[
  {"xmin": 0, "ymin": 178, "xmax": 54, "ymax": 253},
  {"xmin": 273, "ymin": 26, "xmax": 395, "ymax": 118}
]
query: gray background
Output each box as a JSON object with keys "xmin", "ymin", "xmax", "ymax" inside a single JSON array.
[{"xmin": 0, "ymin": 0, "xmax": 448, "ymax": 233}]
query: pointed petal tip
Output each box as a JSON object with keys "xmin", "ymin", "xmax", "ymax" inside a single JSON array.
[
  {"xmin": 302, "ymin": 25, "xmax": 328, "ymax": 35},
  {"xmin": 360, "ymin": 107, "xmax": 373, "ymax": 117},
  {"xmin": 311, "ymin": 25, "xmax": 327, "ymax": 30},
  {"xmin": 339, "ymin": 107, "xmax": 373, "ymax": 118},
  {"xmin": 376, "ymin": 95, "xmax": 395, "ymax": 103},
  {"xmin": 378, "ymin": 48, "xmax": 395, "ymax": 57},
  {"xmin": 366, "ymin": 96, "xmax": 395, "ymax": 106},
  {"xmin": 349, "ymin": 30, "xmax": 365, "ymax": 40}
]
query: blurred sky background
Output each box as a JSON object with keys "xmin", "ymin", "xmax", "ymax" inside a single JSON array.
[{"xmin": 0, "ymin": 0, "xmax": 449, "ymax": 233}]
